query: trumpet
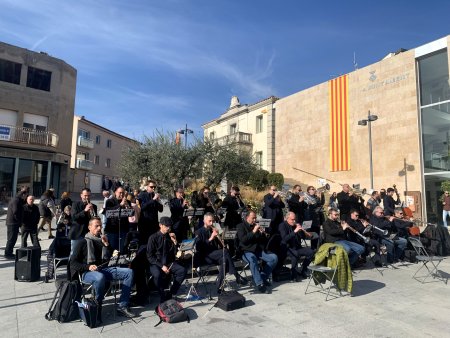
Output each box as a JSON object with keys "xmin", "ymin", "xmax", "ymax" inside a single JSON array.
[
  {"xmin": 363, "ymin": 223, "xmax": 388, "ymax": 236},
  {"xmin": 86, "ymin": 199, "xmax": 97, "ymax": 218},
  {"xmin": 342, "ymin": 221, "xmax": 370, "ymax": 244}
]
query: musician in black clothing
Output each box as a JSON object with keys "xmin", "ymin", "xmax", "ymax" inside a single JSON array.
[
  {"xmin": 147, "ymin": 217, "xmax": 187, "ymax": 303},
  {"xmin": 222, "ymin": 186, "xmax": 244, "ymax": 229},
  {"xmin": 196, "ymin": 213, "xmax": 247, "ymax": 293},
  {"xmin": 263, "ymin": 185, "xmax": 285, "ymax": 234},
  {"xmin": 169, "ymin": 187, "xmax": 189, "ymax": 242},
  {"xmin": 287, "ymin": 185, "xmax": 306, "ymax": 223},
  {"xmin": 70, "ymin": 188, "xmax": 98, "ymax": 256},
  {"xmin": 337, "ymin": 184, "xmax": 363, "ymax": 219},
  {"xmin": 383, "ymin": 187, "xmax": 401, "ymax": 216},
  {"xmin": 138, "ymin": 181, "xmax": 163, "ymax": 245},
  {"xmin": 195, "ymin": 186, "xmax": 217, "ymax": 228},
  {"xmin": 370, "ymin": 206, "xmax": 407, "ymax": 263},
  {"xmin": 303, "ymin": 186, "xmax": 323, "ymax": 250},
  {"xmin": 346, "ymin": 209, "xmax": 381, "ymax": 266},
  {"xmin": 392, "ymin": 207, "xmax": 413, "ymax": 238},
  {"xmin": 279, "ymin": 212, "xmax": 314, "ymax": 282},
  {"xmin": 104, "ymin": 187, "xmax": 131, "ymax": 252}
]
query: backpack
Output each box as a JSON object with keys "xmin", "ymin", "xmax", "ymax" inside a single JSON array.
[
  {"xmin": 45, "ymin": 280, "xmax": 82, "ymax": 323},
  {"xmin": 76, "ymin": 299, "xmax": 98, "ymax": 328},
  {"xmin": 154, "ymin": 299, "xmax": 189, "ymax": 326}
]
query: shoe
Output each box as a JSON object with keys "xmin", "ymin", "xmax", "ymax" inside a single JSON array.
[
  {"xmin": 263, "ymin": 280, "xmax": 272, "ymax": 287},
  {"xmin": 3, "ymin": 254, "xmax": 15, "ymax": 260},
  {"xmin": 117, "ymin": 306, "xmax": 136, "ymax": 318},
  {"xmin": 48, "ymin": 235, "xmax": 55, "ymax": 239},
  {"xmin": 256, "ymin": 284, "xmax": 267, "ymax": 294},
  {"xmin": 235, "ymin": 274, "xmax": 248, "ymax": 286}
]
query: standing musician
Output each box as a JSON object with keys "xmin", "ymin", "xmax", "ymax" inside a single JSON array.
[
  {"xmin": 104, "ymin": 187, "xmax": 131, "ymax": 252},
  {"xmin": 369, "ymin": 206, "xmax": 407, "ymax": 263},
  {"xmin": 138, "ymin": 180, "xmax": 164, "ymax": 245},
  {"xmin": 195, "ymin": 186, "xmax": 217, "ymax": 228},
  {"xmin": 222, "ymin": 186, "xmax": 244, "ymax": 229},
  {"xmin": 337, "ymin": 184, "xmax": 364, "ymax": 220},
  {"xmin": 169, "ymin": 187, "xmax": 190, "ymax": 242},
  {"xmin": 195, "ymin": 213, "xmax": 247, "ymax": 293},
  {"xmin": 303, "ymin": 186, "xmax": 323, "ymax": 250},
  {"xmin": 147, "ymin": 217, "xmax": 187, "ymax": 303},
  {"xmin": 383, "ymin": 187, "xmax": 401, "ymax": 216},
  {"xmin": 279, "ymin": 212, "xmax": 314, "ymax": 282},
  {"xmin": 323, "ymin": 208, "xmax": 365, "ymax": 267},
  {"xmin": 287, "ymin": 185, "xmax": 306, "ymax": 223},
  {"xmin": 346, "ymin": 209, "xmax": 382, "ymax": 266},
  {"xmin": 70, "ymin": 188, "xmax": 98, "ymax": 256},
  {"xmin": 237, "ymin": 210, "xmax": 278, "ymax": 294},
  {"xmin": 366, "ymin": 190, "xmax": 380, "ymax": 217},
  {"xmin": 263, "ymin": 185, "xmax": 285, "ymax": 235}
]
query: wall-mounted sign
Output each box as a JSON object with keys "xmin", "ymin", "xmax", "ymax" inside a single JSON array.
[
  {"xmin": 0, "ymin": 125, "xmax": 11, "ymax": 141},
  {"xmin": 362, "ymin": 70, "xmax": 410, "ymax": 91}
]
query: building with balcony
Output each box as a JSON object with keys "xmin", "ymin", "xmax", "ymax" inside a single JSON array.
[
  {"xmin": 70, "ymin": 116, "xmax": 137, "ymax": 193},
  {"xmin": 0, "ymin": 42, "xmax": 76, "ymax": 202},
  {"xmin": 202, "ymin": 95, "xmax": 278, "ymax": 172}
]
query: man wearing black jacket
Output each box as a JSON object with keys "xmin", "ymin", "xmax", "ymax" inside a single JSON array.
[
  {"xmin": 222, "ymin": 186, "xmax": 244, "ymax": 229},
  {"xmin": 4, "ymin": 186, "xmax": 29, "ymax": 258},
  {"xmin": 147, "ymin": 217, "xmax": 186, "ymax": 303},
  {"xmin": 70, "ymin": 188, "xmax": 97, "ymax": 256},
  {"xmin": 169, "ymin": 187, "xmax": 189, "ymax": 242},
  {"xmin": 237, "ymin": 210, "xmax": 278, "ymax": 294},
  {"xmin": 70, "ymin": 217, "xmax": 135, "ymax": 319},
  {"xmin": 104, "ymin": 187, "xmax": 130, "ymax": 252},
  {"xmin": 383, "ymin": 188, "xmax": 401, "ymax": 216},
  {"xmin": 263, "ymin": 185, "xmax": 285, "ymax": 234},
  {"xmin": 337, "ymin": 184, "xmax": 363, "ymax": 219},
  {"xmin": 138, "ymin": 181, "xmax": 163, "ymax": 245},
  {"xmin": 279, "ymin": 212, "xmax": 314, "ymax": 281},
  {"xmin": 21, "ymin": 195, "xmax": 41, "ymax": 248},
  {"xmin": 287, "ymin": 185, "xmax": 306, "ymax": 223}
]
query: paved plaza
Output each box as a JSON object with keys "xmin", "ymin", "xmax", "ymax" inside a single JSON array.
[{"xmin": 1, "ymin": 208, "xmax": 450, "ymax": 337}]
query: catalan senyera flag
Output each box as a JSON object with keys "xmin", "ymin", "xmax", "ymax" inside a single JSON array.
[{"xmin": 329, "ymin": 74, "xmax": 350, "ymax": 171}]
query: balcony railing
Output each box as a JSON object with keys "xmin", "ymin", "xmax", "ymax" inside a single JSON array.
[
  {"xmin": 216, "ymin": 132, "xmax": 252, "ymax": 146},
  {"xmin": 0, "ymin": 124, "xmax": 58, "ymax": 148},
  {"xmin": 76, "ymin": 158, "xmax": 94, "ymax": 170},
  {"xmin": 77, "ymin": 135, "xmax": 94, "ymax": 149}
]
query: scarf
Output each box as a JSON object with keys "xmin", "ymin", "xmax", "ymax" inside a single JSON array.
[{"xmin": 85, "ymin": 232, "xmax": 103, "ymax": 264}]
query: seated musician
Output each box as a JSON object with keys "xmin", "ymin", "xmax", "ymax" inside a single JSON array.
[
  {"xmin": 278, "ymin": 212, "xmax": 314, "ymax": 282},
  {"xmin": 147, "ymin": 217, "xmax": 187, "ymax": 303},
  {"xmin": 69, "ymin": 217, "xmax": 136, "ymax": 321},
  {"xmin": 196, "ymin": 213, "xmax": 247, "ymax": 293},
  {"xmin": 392, "ymin": 207, "xmax": 413, "ymax": 238},
  {"xmin": 345, "ymin": 209, "xmax": 382, "ymax": 267},
  {"xmin": 369, "ymin": 206, "xmax": 407, "ymax": 263},
  {"xmin": 236, "ymin": 210, "xmax": 278, "ymax": 294},
  {"xmin": 323, "ymin": 208, "xmax": 365, "ymax": 267}
]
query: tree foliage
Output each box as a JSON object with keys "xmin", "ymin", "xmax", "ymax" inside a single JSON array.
[
  {"xmin": 119, "ymin": 132, "xmax": 258, "ymax": 196},
  {"xmin": 248, "ymin": 169, "xmax": 269, "ymax": 191},
  {"xmin": 267, "ymin": 172, "xmax": 284, "ymax": 189}
]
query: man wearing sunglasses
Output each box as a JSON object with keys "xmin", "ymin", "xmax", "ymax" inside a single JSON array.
[{"xmin": 138, "ymin": 180, "xmax": 163, "ymax": 245}]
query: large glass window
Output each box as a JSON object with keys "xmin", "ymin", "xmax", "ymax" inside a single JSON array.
[
  {"xmin": 0, "ymin": 157, "xmax": 15, "ymax": 203},
  {"xmin": 26, "ymin": 66, "xmax": 51, "ymax": 91},
  {"xmin": 0, "ymin": 58, "xmax": 21, "ymax": 85},
  {"xmin": 419, "ymin": 48, "xmax": 450, "ymax": 225},
  {"xmin": 256, "ymin": 115, "xmax": 263, "ymax": 133}
]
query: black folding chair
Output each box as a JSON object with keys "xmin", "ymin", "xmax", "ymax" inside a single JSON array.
[{"xmin": 408, "ymin": 237, "xmax": 447, "ymax": 284}]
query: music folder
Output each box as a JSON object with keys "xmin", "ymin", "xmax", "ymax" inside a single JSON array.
[{"xmin": 302, "ymin": 220, "xmax": 313, "ymax": 230}]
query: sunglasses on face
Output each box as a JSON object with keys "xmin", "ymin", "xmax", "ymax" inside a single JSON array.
[{"xmin": 149, "ymin": 186, "xmax": 156, "ymax": 188}]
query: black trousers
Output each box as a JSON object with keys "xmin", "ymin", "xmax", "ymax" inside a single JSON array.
[
  {"xmin": 5, "ymin": 223, "xmax": 19, "ymax": 256},
  {"xmin": 21, "ymin": 227, "xmax": 40, "ymax": 248},
  {"xmin": 204, "ymin": 249, "xmax": 236, "ymax": 289},
  {"xmin": 150, "ymin": 262, "xmax": 186, "ymax": 303},
  {"xmin": 287, "ymin": 247, "xmax": 314, "ymax": 278}
]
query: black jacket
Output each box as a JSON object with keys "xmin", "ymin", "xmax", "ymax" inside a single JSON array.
[
  {"xmin": 236, "ymin": 220, "xmax": 266, "ymax": 254},
  {"xmin": 138, "ymin": 191, "xmax": 163, "ymax": 225},
  {"xmin": 146, "ymin": 231, "xmax": 177, "ymax": 268},
  {"xmin": 383, "ymin": 195, "xmax": 400, "ymax": 216},
  {"xmin": 323, "ymin": 219, "xmax": 347, "ymax": 243},
  {"xmin": 278, "ymin": 221, "xmax": 304, "ymax": 250},
  {"xmin": 6, "ymin": 194, "xmax": 26, "ymax": 226},
  {"xmin": 70, "ymin": 200, "xmax": 98, "ymax": 239},
  {"xmin": 263, "ymin": 194, "xmax": 285, "ymax": 224},
  {"xmin": 104, "ymin": 197, "xmax": 130, "ymax": 234},
  {"xmin": 169, "ymin": 197, "xmax": 188, "ymax": 223},
  {"xmin": 222, "ymin": 195, "xmax": 242, "ymax": 228},
  {"xmin": 22, "ymin": 203, "xmax": 40, "ymax": 231},
  {"xmin": 287, "ymin": 194, "xmax": 306, "ymax": 223},
  {"xmin": 369, "ymin": 215, "xmax": 393, "ymax": 237},
  {"xmin": 336, "ymin": 191, "xmax": 360, "ymax": 216},
  {"xmin": 196, "ymin": 226, "xmax": 220, "ymax": 255},
  {"xmin": 69, "ymin": 238, "xmax": 113, "ymax": 281}
]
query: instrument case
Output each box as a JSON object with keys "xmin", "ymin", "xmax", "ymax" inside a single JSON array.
[{"xmin": 215, "ymin": 290, "xmax": 246, "ymax": 311}]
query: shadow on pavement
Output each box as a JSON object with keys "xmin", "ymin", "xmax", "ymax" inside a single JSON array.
[{"xmin": 351, "ymin": 279, "xmax": 385, "ymax": 297}]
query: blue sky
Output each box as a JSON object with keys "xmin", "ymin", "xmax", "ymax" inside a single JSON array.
[{"xmin": 1, "ymin": 0, "xmax": 450, "ymax": 140}]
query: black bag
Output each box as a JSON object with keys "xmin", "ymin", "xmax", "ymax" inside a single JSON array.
[
  {"xmin": 77, "ymin": 299, "xmax": 98, "ymax": 328},
  {"xmin": 155, "ymin": 299, "xmax": 189, "ymax": 326},
  {"xmin": 273, "ymin": 266, "xmax": 291, "ymax": 282},
  {"xmin": 45, "ymin": 280, "xmax": 82, "ymax": 322},
  {"xmin": 215, "ymin": 290, "xmax": 246, "ymax": 311},
  {"xmin": 404, "ymin": 249, "xmax": 417, "ymax": 263}
]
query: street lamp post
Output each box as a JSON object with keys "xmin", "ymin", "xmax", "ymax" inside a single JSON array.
[
  {"xmin": 358, "ymin": 111, "xmax": 378, "ymax": 190},
  {"xmin": 177, "ymin": 124, "xmax": 194, "ymax": 188}
]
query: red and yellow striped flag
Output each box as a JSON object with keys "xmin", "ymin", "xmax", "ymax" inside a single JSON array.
[{"xmin": 329, "ymin": 74, "xmax": 350, "ymax": 171}]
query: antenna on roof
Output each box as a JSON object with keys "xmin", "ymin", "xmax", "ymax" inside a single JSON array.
[{"xmin": 353, "ymin": 52, "xmax": 358, "ymax": 70}]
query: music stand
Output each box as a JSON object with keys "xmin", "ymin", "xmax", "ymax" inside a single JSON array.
[
  {"xmin": 105, "ymin": 208, "xmax": 133, "ymax": 252},
  {"xmin": 183, "ymin": 209, "xmax": 195, "ymax": 217},
  {"xmin": 181, "ymin": 238, "xmax": 204, "ymax": 304},
  {"xmin": 258, "ymin": 218, "xmax": 271, "ymax": 229}
]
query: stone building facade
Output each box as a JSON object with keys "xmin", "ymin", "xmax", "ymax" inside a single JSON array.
[{"xmin": 0, "ymin": 42, "xmax": 76, "ymax": 201}]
